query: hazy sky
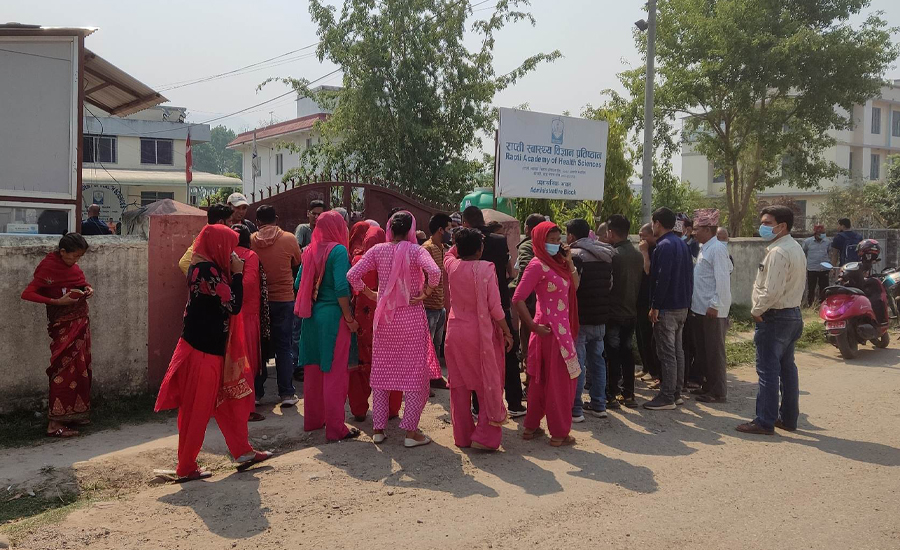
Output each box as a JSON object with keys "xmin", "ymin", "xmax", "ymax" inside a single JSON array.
[{"xmin": 7, "ymin": 0, "xmax": 899, "ymax": 150}]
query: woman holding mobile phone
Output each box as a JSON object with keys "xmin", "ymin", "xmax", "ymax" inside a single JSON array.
[{"xmin": 21, "ymin": 233, "xmax": 95, "ymax": 438}]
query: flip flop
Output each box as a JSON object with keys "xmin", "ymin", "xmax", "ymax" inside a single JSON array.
[
  {"xmin": 152, "ymin": 469, "xmax": 212, "ymax": 483},
  {"xmin": 522, "ymin": 427, "xmax": 545, "ymax": 440},
  {"xmin": 236, "ymin": 450, "xmax": 274, "ymax": 471},
  {"xmin": 46, "ymin": 427, "xmax": 79, "ymax": 438},
  {"xmin": 332, "ymin": 427, "xmax": 361, "ymax": 442},
  {"xmin": 248, "ymin": 412, "xmax": 266, "ymax": 422}
]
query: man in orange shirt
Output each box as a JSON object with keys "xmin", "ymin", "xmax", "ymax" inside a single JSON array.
[{"xmin": 252, "ymin": 205, "xmax": 302, "ymax": 406}]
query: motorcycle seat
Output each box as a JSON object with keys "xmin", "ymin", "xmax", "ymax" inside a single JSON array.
[{"xmin": 824, "ymin": 285, "xmax": 865, "ymax": 297}]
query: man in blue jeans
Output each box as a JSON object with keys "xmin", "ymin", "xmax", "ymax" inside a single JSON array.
[
  {"xmin": 737, "ymin": 206, "xmax": 807, "ymax": 435},
  {"xmin": 644, "ymin": 207, "xmax": 694, "ymax": 411},
  {"xmin": 566, "ymin": 218, "xmax": 614, "ymax": 421}
]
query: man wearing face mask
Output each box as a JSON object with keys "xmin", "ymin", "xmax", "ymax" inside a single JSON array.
[
  {"xmin": 735, "ymin": 206, "xmax": 806, "ymax": 435},
  {"xmin": 422, "ymin": 213, "xmax": 453, "ymax": 389}
]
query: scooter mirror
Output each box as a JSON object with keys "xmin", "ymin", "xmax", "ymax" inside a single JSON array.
[
  {"xmin": 820, "ymin": 262, "xmax": 834, "ymax": 270},
  {"xmin": 844, "ymin": 262, "xmax": 861, "ymax": 271}
]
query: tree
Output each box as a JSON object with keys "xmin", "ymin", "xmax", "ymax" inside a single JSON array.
[
  {"xmin": 205, "ymin": 185, "xmax": 241, "ymax": 206},
  {"xmin": 192, "ymin": 125, "xmax": 243, "ymax": 177},
  {"xmin": 262, "ymin": 0, "xmax": 560, "ymax": 203},
  {"xmin": 619, "ymin": 0, "xmax": 898, "ymax": 235},
  {"xmin": 817, "ymin": 179, "xmax": 892, "ymax": 229}
]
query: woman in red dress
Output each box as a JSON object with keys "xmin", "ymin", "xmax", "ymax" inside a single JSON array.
[
  {"xmin": 155, "ymin": 224, "xmax": 272, "ymax": 481},
  {"xmin": 21, "ymin": 233, "xmax": 95, "ymax": 438}
]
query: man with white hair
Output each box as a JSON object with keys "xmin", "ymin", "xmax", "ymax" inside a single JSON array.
[{"xmin": 81, "ymin": 204, "xmax": 112, "ymax": 235}]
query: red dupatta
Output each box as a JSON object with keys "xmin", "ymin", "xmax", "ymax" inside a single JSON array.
[
  {"xmin": 295, "ymin": 210, "xmax": 349, "ymax": 319},
  {"xmin": 532, "ymin": 221, "xmax": 579, "ymax": 339},
  {"xmin": 29, "ymin": 251, "xmax": 88, "ymax": 300},
  {"xmin": 349, "ymin": 221, "xmax": 370, "ymax": 258}
]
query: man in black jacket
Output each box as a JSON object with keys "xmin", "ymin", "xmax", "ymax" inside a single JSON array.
[
  {"xmin": 566, "ymin": 218, "xmax": 615, "ymax": 421},
  {"xmin": 462, "ymin": 206, "xmax": 525, "ymax": 416}
]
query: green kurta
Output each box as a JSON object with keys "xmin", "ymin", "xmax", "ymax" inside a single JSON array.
[{"xmin": 297, "ymin": 245, "xmax": 351, "ymax": 373}]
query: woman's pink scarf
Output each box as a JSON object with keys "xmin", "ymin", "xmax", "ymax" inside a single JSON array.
[
  {"xmin": 295, "ymin": 211, "xmax": 349, "ymax": 319},
  {"xmin": 373, "ymin": 211, "xmax": 418, "ymax": 332}
]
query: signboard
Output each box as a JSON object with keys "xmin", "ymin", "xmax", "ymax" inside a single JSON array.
[
  {"xmin": 82, "ymin": 185, "xmax": 127, "ymax": 223},
  {"xmin": 6, "ymin": 223, "xmax": 39, "ymax": 234},
  {"xmin": 496, "ymin": 108, "xmax": 608, "ymax": 200}
]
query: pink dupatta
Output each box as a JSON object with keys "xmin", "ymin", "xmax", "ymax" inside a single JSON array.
[
  {"xmin": 295, "ymin": 211, "xmax": 349, "ymax": 319},
  {"xmin": 373, "ymin": 211, "xmax": 418, "ymax": 332}
]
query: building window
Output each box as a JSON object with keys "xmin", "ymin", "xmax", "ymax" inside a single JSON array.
[
  {"xmin": 893, "ymin": 110, "xmax": 900, "ymax": 138},
  {"xmin": 83, "ymin": 134, "xmax": 117, "ymax": 164},
  {"xmin": 870, "ymin": 154, "xmax": 880, "ymax": 180},
  {"xmin": 306, "ymin": 137, "xmax": 313, "ymax": 149},
  {"xmin": 275, "ymin": 153, "xmax": 284, "ymax": 175},
  {"xmin": 871, "ymin": 107, "xmax": 881, "ymax": 134},
  {"xmin": 140, "ymin": 138, "xmax": 174, "ymax": 165},
  {"xmin": 140, "ymin": 191, "xmax": 175, "ymax": 206},
  {"xmin": 712, "ymin": 162, "xmax": 725, "ymax": 184}
]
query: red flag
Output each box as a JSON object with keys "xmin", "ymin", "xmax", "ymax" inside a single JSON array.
[{"xmin": 185, "ymin": 128, "xmax": 193, "ymax": 184}]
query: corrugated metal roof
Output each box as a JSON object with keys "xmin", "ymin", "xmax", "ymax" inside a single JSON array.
[
  {"xmin": 82, "ymin": 168, "xmax": 242, "ymax": 187},
  {"xmin": 226, "ymin": 113, "xmax": 328, "ymax": 148},
  {"xmin": 83, "ymin": 49, "xmax": 167, "ymax": 116}
]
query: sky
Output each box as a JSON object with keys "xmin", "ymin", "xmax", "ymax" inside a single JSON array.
[{"xmin": 6, "ymin": 0, "xmax": 900, "ymax": 173}]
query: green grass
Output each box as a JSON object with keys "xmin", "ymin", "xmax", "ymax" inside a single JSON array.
[
  {"xmin": 725, "ymin": 306, "xmax": 825, "ymax": 367},
  {"xmin": 0, "ymin": 393, "xmax": 174, "ymax": 449},
  {"xmin": 0, "ymin": 496, "xmax": 95, "ymax": 545}
]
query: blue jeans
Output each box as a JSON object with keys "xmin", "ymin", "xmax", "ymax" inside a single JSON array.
[
  {"xmin": 574, "ymin": 324, "xmax": 606, "ymax": 415},
  {"xmin": 426, "ymin": 308, "xmax": 446, "ymax": 356},
  {"xmin": 753, "ymin": 308, "xmax": 803, "ymax": 430},
  {"xmin": 268, "ymin": 301, "xmax": 297, "ymax": 398}
]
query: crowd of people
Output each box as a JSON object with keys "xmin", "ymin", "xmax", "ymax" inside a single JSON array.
[{"xmin": 22, "ymin": 190, "xmax": 816, "ymax": 480}]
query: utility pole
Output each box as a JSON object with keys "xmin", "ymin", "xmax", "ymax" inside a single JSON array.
[{"xmin": 638, "ymin": 0, "xmax": 658, "ymax": 224}]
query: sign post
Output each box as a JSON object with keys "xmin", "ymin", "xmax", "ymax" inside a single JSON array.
[{"xmin": 495, "ymin": 108, "xmax": 608, "ymax": 201}]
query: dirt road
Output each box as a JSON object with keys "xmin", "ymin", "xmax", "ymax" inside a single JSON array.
[{"xmin": 3, "ymin": 343, "xmax": 899, "ymax": 549}]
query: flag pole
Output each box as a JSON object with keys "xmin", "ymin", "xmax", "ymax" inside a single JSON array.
[
  {"xmin": 185, "ymin": 126, "xmax": 193, "ymax": 204},
  {"xmin": 252, "ymin": 130, "xmax": 258, "ymax": 199}
]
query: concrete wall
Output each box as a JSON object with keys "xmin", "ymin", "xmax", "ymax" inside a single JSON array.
[
  {"xmin": 0, "ymin": 236, "xmax": 148, "ymax": 413},
  {"xmin": 726, "ymin": 238, "xmax": 771, "ymax": 306}
]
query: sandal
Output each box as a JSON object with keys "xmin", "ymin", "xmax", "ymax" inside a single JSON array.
[
  {"xmin": 248, "ymin": 412, "xmax": 266, "ymax": 422},
  {"xmin": 549, "ymin": 435, "xmax": 576, "ymax": 447},
  {"xmin": 236, "ymin": 450, "xmax": 274, "ymax": 471},
  {"xmin": 522, "ymin": 427, "xmax": 545, "ymax": 440},
  {"xmin": 177, "ymin": 469, "xmax": 212, "ymax": 483},
  {"xmin": 66, "ymin": 419, "xmax": 91, "ymax": 426},
  {"xmin": 335, "ymin": 427, "xmax": 361, "ymax": 442},
  {"xmin": 470, "ymin": 441, "xmax": 497, "ymax": 452},
  {"xmin": 46, "ymin": 427, "xmax": 79, "ymax": 438}
]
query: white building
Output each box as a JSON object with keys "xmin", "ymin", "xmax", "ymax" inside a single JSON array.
[
  {"xmin": 227, "ymin": 86, "xmax": 338, "ymax": 200},
  {"xmin": 681, "ymin": 81, "xmax": 900, "ymax": 227},
  {"xmin": 82, "ymin": 105, "xmax": 241, "ymax": 224}
]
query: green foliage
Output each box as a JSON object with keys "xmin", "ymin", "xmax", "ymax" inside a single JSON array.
[
  {"xmin": 816, "ymin": 179, "xmax": 895, "ymax": 229},
  {"xmin": 205, "ymin": 186, "xmax": 241, "ymax": 206},
  {"xmin": 651, "ymin": 164, "xmax": 708, "ymax": 217},
  {"xmin": 618, "ymin": 0, "xmax": 898, "ymax": 236},
  {"xmin": 263, "ymin": 0, "xmax": 560, "ymax": 203},
  {"xmin": 191, "ymin": 125, "xmax": 243, "ymax": 176}
]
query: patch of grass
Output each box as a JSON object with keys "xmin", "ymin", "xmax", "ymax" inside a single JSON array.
[
  {"xmin": 0, "ymin": 393, "xmax": 175, "ymax": 449},
  {"xmin": 725, "ymin": 307, "xmax": 826, "ymax": 367},
  {"xmin": 0, "ymin": 489, "xmax": 79, "ymax": 525},
  {"xmin": 728, "ymin": 303, "xmax": 755, "ymax": 333},
  {"xmin": 0, "ymin": 496, "xmax": 95, "ymax": 545}
]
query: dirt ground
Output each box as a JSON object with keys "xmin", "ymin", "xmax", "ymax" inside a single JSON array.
[{"xmin": 2, "ymin": 341, "xmax": 899, "ymax": 550}]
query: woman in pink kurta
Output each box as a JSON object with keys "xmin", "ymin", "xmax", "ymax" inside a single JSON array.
[
  {"xmin": 444, "ymin": 228, "xmax": 513, "ymax": 451},
  {"xmin": 512, "ymin": 222, "xmax": 581, "ymax": 446},
  {"xmin": 346, "ymin": 211, "xmax": 441, "ymax": 447}
]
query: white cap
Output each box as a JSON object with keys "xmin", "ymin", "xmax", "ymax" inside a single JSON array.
[{"xmin": 227, "ymin": 193, "xmax": 249, "ymax": 207}]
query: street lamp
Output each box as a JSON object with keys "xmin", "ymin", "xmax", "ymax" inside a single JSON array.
[{"xmin": 637, "ymin": 0, "xmax": 657, "ymax": 224}]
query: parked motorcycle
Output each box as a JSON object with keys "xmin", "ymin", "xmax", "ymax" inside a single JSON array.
[
  {"xmin": 820, "ymin": 260, "xmax": 890, "ymax": 359},
  {"xmin": 873, "ymin": 267, "xmax": 900, "ymax": 319}
]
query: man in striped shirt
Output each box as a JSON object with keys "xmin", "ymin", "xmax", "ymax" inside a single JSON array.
[
  {"xmin": 737, "ymin": 205, "xmax": 807, "ymax": 435},
  {"xmin": 688, "ymin": 209, "xmax": 732, "ymax": 404}
]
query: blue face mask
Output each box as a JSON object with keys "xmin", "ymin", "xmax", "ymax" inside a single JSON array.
[
  {"xmin": 545, "ymin": 243, "xmax": 561, "ymax": 256},
  {"xmin": 759, "ymin": 224, "xmax": 776, "ymax": 241}
]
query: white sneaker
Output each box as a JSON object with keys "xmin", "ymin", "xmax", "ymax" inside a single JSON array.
[
  {"xmin": 572, "ymin": 415, "xmax": 586, "ymax": 423},
  {"xmin": 592, "ymin": 409, "xmax": 608, "ymax": 418},
  {"xmin": 404, "ymin": 435, "xmax": 432, "ymax": 448},
  {"xmin": 280, "ymin": 395, "xmax": 300, "ymax": 407},
  {"xmin": 373, "ymin": 433, "xmax": 386, "ymax": 444}
]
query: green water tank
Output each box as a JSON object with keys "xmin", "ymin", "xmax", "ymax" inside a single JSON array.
[{"xmin": 459, "ymin": 187, "xmax": 516, "ymax": 216}]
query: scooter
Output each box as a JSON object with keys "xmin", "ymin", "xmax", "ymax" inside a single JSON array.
[
  {"xmin": 819, "ymin": 262, "xmax": 890, "ymax": 359},
  {"xmin": 873, "ymin": 267, "xmax": 900, "ymax": 319}
]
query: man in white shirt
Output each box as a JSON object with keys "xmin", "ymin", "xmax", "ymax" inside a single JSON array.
[
  {"xmin": 688, "ymin": 209, "xmax": 732, "ymax": 404},
  {"xmin": 737, "ymin": 205, "xmax": 807, "ymax": 435}
]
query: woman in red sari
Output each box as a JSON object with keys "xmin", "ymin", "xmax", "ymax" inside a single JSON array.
[
  {"xmin": 21, "ymin": 233, "xmax": 94, "ymax": 438},
  {"xmin": 155, "ymin": 224, "xmax": 272, "ymax": 481},
  {"xmin": 347, "ymin": 224, "xmax": 403, "ymax": 421},
  {"xmin": 233, "ymin": 224, "xmax": 267, "ymax": 422}
]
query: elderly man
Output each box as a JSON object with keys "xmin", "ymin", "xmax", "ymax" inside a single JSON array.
[
  {"xmin": 688, "ymin": 209, "xmax": 733, "ymax": 404},
  {"xmin": 802, "ymin": 224, "xmax": 831, "ymax": 307},
  {"xmin": 227, "ymin": 193, "xmax": 258, "ymax": 233},
  {"xmin": 81, "ymin": 204, "xmax": 112, "ymax": 235},
  {"xmin": 737, "ymin": 206, "xmax": 806, "ymax": 435}
]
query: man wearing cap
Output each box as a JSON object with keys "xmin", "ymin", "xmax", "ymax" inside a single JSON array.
[
  {"xmin": 227, "ymin": 193, "xmax": 258, "ymax": 233},
  {"xmin": 802, "ymin": 224, "xmax": 831, "ymax": 307},
  {"xmin": 688, "ymin": 209, "xmax": 732, "ymax": 404}
]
